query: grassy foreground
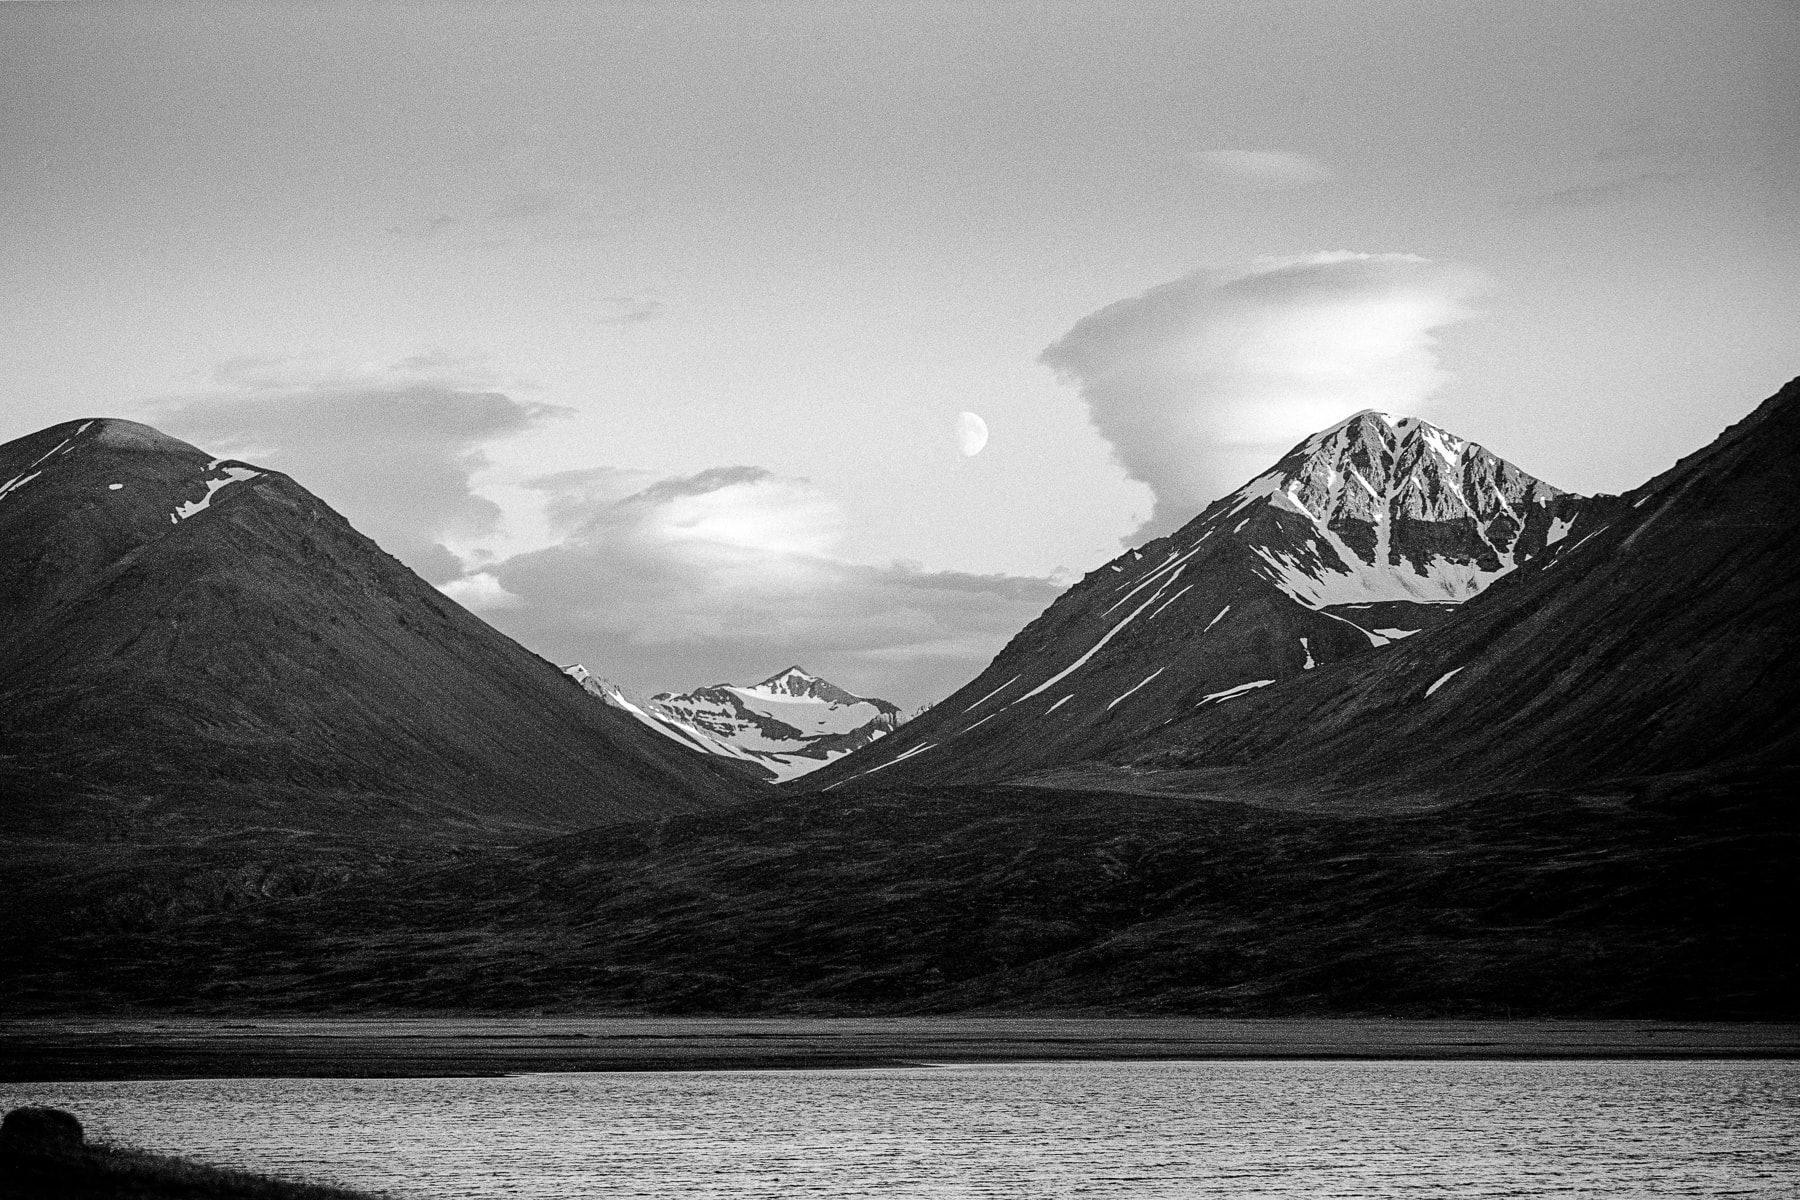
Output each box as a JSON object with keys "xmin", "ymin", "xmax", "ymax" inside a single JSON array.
[{"xmin": 0, "ymin": 1141, "xmax": 376, "ymax": 1200}]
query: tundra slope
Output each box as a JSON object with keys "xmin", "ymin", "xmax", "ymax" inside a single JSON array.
[
  {"xmin": 806, "ymin": 411, "xmax": 1587, "ymax": 790},
  {"xmin": 0, "ymin": 418, "xmax": 755, "ymax": 849}
]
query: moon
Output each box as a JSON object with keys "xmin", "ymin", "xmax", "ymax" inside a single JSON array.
[{"xmin": 956, "ymin": 411, "xmax": 989, "ymax": 457}]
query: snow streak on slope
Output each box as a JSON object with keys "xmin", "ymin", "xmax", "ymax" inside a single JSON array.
[{"xmin": 1013, "ymin": 571, "xmax": 1185, "ymax": 703}]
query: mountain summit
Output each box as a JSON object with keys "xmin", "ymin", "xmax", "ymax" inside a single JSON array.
[
  {"xmin": 803, "ymin": 410, "xmax": 1587, "ymax": 789},
  {"xmin": 1237, "ymin": 410, "xmax": 1577, "ymax": 607}
]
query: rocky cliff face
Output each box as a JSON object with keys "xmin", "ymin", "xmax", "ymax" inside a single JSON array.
[{"xmin": 802, "ymin": 410, "xmax": 1588, "ymax": 790}]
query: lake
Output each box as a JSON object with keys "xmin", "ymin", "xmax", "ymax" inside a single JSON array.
[{"xmin": 6, "ymin": 1059, "xmax": 1796, "ymax": 1197}]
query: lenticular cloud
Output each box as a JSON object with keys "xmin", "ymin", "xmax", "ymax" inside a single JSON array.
[{"xmin": 1041, "ymin": 252, "xmax": 1487, "ymax": 541}]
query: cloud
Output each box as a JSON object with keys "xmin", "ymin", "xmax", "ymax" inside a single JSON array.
[
  {"xmin": 484, "ymin": 187, "xmax": 632, "ymax": 241},
  {"xmin": 439, "ymin": 571, "xmax": 525, "ymax": 612},
  {"xmin": 1511, "ymin": 116, "xmax": 1723, "ymax": 212},
  {"xmin": 1184, "ymin": 150, "xmax": 1334, "ymax": 189},
  {"xmin": 382, "ymin": 214, "xmax": 457, "ymax": 239},
  {"xmin": 1513, "ymin": 170, "xmax": 1686, "ymax": 211},
  {"xmin": 151, "ymin": 357, "xmax": 1060, "ymax": 707},
  {"xmin": 150, "ymin": 355, "xmax": 569, "ymax": 583},
  {"xmin": 1041, "ymin": 252, "xmax": 1486, "ymax": 541},
  {"xmin": 379, "ymin": 185, "xmax": 642, "ymax": 246},
  {"xmin": 467, "ymin": 465, "xmax": 1061, "ymax": 707},
  {"xmin": 597, "ymin": 295, "xmax": 665, "ymax": 325}
]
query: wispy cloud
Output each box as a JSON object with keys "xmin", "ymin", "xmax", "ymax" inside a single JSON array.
[
  {"xmin": 470, "ymin": 465, "xmax": 1061, "ymax": 705},
  {"xmin": 1513, "ymin": 170, "xmax": 1686, "ymax": 211},
  {"xmin": 597, "ymin": 295, "xmax": 665, "ymax": 325},
  {"xmin": 380, "ymin": 185, "xmax": 642, "ymax": 246},
  {"xmin": 1042, "ymin": 252, "xmax": 1486, "ymax": 541},
  {"xmin": 484, "ymin": 186, "xmax": 634, "ymax": 242},
  {"xmin": 151, "ymin": 354, "xmax": 568, "ymax": 583},
  {"xmin": 1511, "ymin": 117, "xmax": 1718, "ymax": 212},
  {"xmin": 151, "ymin": 366, "xmax": 1057, "ymax": 706},
  {"xmin": 1183, "ymin": 149, "xmax": 1334, "ymax": 189},
  {"xmin": 382, "ymin": 214, "xmax": 457, "ymax": 239}
]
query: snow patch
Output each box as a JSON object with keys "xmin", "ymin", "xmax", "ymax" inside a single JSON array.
[
  {"xmin": 960, "ymin": 711, "xmax": 999, "ymax": 735},
  {"xmin": 1045, "ymin": 694, "xmax": 1075, "ymax": 714},
  {"xmin": 0, "ymin": 470, "xmax": 43, "ymax": 501},
  {"xmin": 1564, "ymin": 528, "xmax": 1605, "ymax": 556},
  {"xmin": 108, "ymin": 483, "xmax": 124, "ymax": 491},
  {"xmin": 1203, "ymin": 605, "xmax": 1230, "ymax": 632},
  {"xmin": 963, "ymin": 674, "xmax": 1021, "ymax": 713},
  {"xmin": 1299, "ymin": 637, "xmax": 1315, "ymax": 670},
  {"xmin": 1545, "ymin": 515, "xmax": 1575, "ymax": 545},
  {"xmin": 830, "ymin": 740, "xmax": 938, "ymax": 787},
  {"xmin": 171, "ymin": 465, "xmax": 262, "ymax": 522},
  {"xmin": 29, "ymin": 439, "xmax": 73, "ymax": 468},
  {"xmin": 1147, "ymin": 583, "xmax": 1193, "ymax": 622},
  {"xmin": 1373, "ymin": 627, "xmax": 1419, "ymax": 640},
  {"xmin": 1320, "ymin": 608, "xmax": 1390, "ymax": 648},
  {"xmin": 1107, "ymin": 667, "xmax": 1165, "ymax": 710},
  {"xmin": 1198, "ymin": 679, "xmax": 1275, "ymax": 705},
  {"xmin": 1425, "ymin": 667, "xmax": 1465, "ymax": 697}
]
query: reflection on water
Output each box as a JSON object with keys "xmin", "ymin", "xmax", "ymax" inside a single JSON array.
[{"xmin": 5, "ymin": 1059, "xmax": 1796, "ymax": 1197}]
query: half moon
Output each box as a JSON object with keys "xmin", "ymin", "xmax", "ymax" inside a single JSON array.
[{"xmin": 957, "ymin": 411, "xmax": 989, "ymax": 457}]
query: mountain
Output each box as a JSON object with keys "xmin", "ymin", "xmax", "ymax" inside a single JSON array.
[
  {"xmin": 566, "ymin": 664, "xmax": 901, "ymax": 781},
  {"xmin": 6, "ymin": 388, "xmax": 1793, "ymax": 1020},
  {"xmin": 804, "ymin": 410, "xmax": 1588, "ymax": 790},
  {"xmin": 0, "ymin": 418, "xmax": 755, "ymax": 857},
  {"xmin": 1079, "ymin": 379, "xmax": 1800, "ymax": 802}
]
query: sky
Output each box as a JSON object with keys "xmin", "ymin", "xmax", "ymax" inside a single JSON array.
[{"xmin": 3, "ymin": 0, "xmax": 1796, "ymax": 707}]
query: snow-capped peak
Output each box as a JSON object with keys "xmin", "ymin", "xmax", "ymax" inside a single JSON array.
[
  {"xmin": 568, "ymin": 663, "xmax": 902, "ymax": 782},
  {"xmin": 1201, "ymin": 412, "xmax": 1580, "ymax": 608},
  {"xmin": 750, "ymin": 665, "xmax": 825, "ymax": 696}
]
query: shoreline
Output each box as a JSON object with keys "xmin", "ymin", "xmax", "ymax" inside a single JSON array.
[{"xmin": 5, "ymin": 1016, "xmax": 1797, "ymax": 1082}]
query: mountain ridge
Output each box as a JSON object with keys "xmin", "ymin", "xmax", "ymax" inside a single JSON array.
[{"xmin": 803, "ymin": 409, "xmax": 1587, "ymax": 790}]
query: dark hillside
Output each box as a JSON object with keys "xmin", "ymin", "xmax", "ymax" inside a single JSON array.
[
  {"xmin": 5, "ymin": 767, "xmax": 1791, "ymax": 1017},
  {"xmin": 1, "ymin": 419, "xmax": 758, "ymax": 962},
  {"xmin": 0, "ymin": 418, "xmax": 754, "ymax": 842}
]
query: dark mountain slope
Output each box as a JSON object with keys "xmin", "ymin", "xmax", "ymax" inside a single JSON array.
[
  {"xmin": 0, "ymin": 418, "xmax": 756, "ymax": 847},
  {"xmin": 1092, "ymin": 378, "xmax": 1800, "ymax": 800},
  {"xmin": 805, "ymin": 411, "xmax": 1585, "ymax": 790}
]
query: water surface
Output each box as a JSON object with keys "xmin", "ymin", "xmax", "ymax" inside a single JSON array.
[{"xmin": 6, "ymin": 1059, "xmax": 1795, "ymax": 1197}]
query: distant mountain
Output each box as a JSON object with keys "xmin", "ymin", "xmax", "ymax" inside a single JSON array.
[
  {"xmin": 566, "ymin": 664, "xmax": 901, "ymax": 781},
  {"xmin": 0, "ymin": 418, "xmax": 754, "ymax": 854},
  {"xmin": 804, "ymin": 410, "xmax": 1587, "ymax": 789}
]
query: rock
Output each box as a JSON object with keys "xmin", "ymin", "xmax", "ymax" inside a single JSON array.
[{"xmin": 0, "ymin": 1106, "xmax": 84, "ymax": 1154}]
